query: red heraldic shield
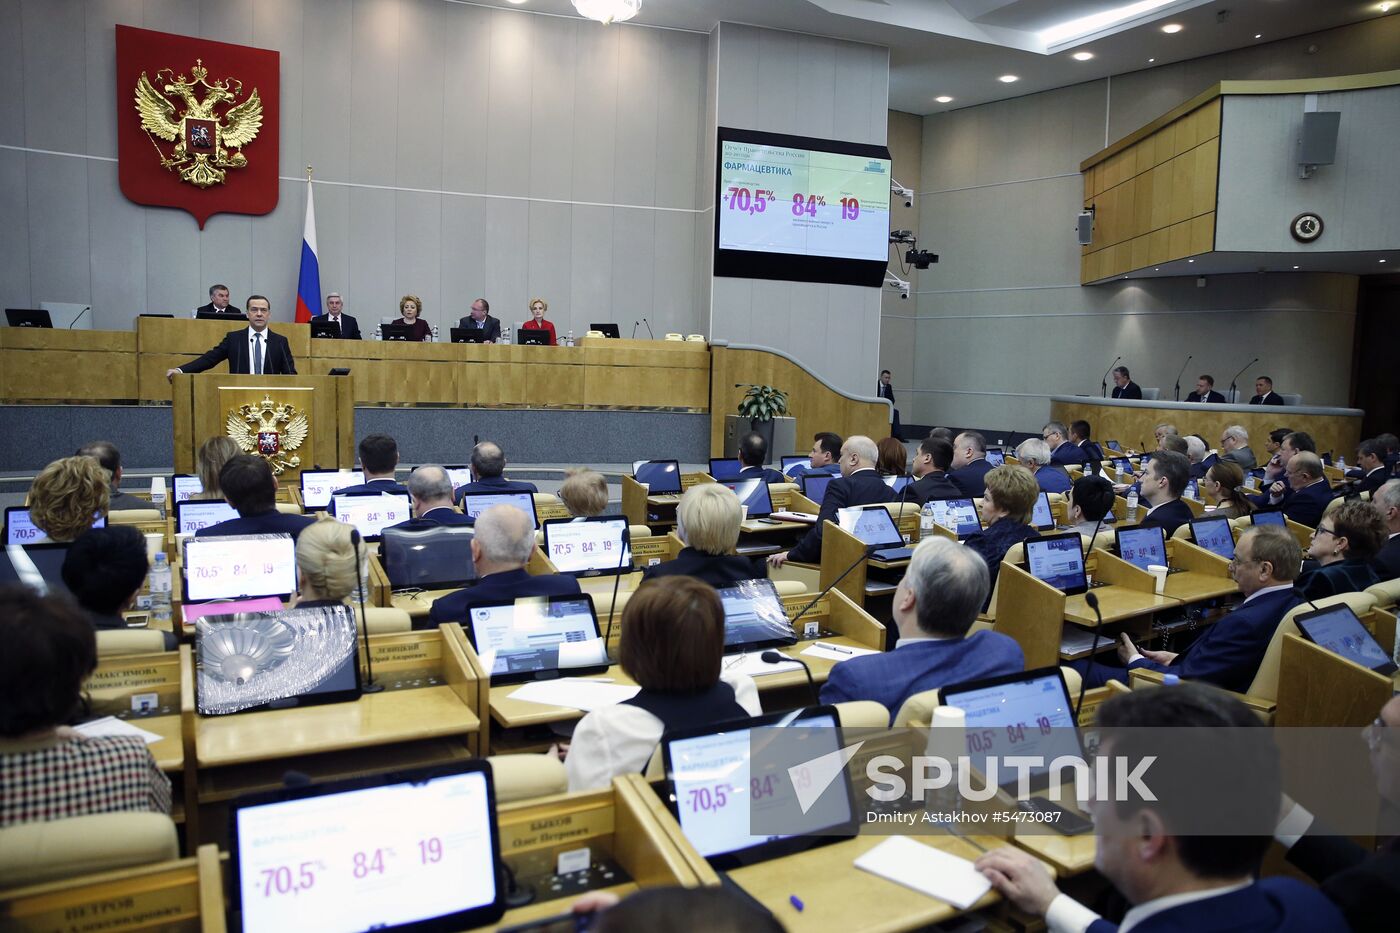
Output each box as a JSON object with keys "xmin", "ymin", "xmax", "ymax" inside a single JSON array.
[{"xmin": 116, "ymin": 25, "xmax": 280, "ymax": 228}]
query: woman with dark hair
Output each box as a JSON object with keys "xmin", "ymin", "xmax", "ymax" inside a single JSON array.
[
  {"xmin": 0, "ymin": 586, "xmax": 170, "ymax": 826},
  {"xmin": 62, "ymin": 526, "xmax": 178, "ymax": 650},
  {"xmin": 564, "ymin": 577, "xmax": 761, "ymax": 791},
  {"xmin": 1203, "ymin": 460, "xmax": 1255, "ymax": 519},
  {"xmin": 1295, "ymin": 500, "xmax": 1384, "ymax": 600},
  {"xmin": 877, "ymin": 436, "xmax": 908, "ymax": 477}
]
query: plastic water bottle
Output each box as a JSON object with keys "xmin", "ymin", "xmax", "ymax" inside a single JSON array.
[
  {"xmin": 430, "ymin": 323, "xmax": 439, "ymax": 343},
  {"xmin": 566, "ymin": 329, "xmax": 574, "ymax": 347},
  {"xmin": 373, "ymin": 324, "xmax": 382, "ymax": 340},
  {"xmin": 149, "ymin": 552, "xmax": 173, "ymax": 629},
  {"xmin": 1115, "ymin": 462, "xmax": 1124, "ymax": 482},
  {"xmin": 1336, "ymin": 454, "xmax": 1346, "ymax": 470},
  {"xmin": 501, "ymin": 324, "xmax": 511, "ymax": 346},
  {"xmin": 920, "ymin": 501, "xmax": 936, "ymax": 538},
  {"xmin": 1126, "ymin": 489, "xmax": 1140, "ymax": 522}
]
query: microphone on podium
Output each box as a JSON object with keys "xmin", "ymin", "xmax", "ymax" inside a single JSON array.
[
  {"xmin": 1101, "ymin": 356, "xmax": 1122, "ymax": 398},
  {"xmin": 1228, "ymin": 358, "xmax": 1259, "ymax": 403}
]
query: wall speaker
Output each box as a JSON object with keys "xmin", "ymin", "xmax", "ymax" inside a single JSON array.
[
  {"xmin": 1076, "ymin": 211, "xmax": 1094, "ymax": 246},
  {"xmin": 1296, "ymin": 111, "xmax": 1341, "ymax": 167}
]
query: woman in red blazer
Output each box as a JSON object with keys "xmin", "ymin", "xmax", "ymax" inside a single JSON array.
[{"xmin": 522, "ymin": 297, "xmax": 557, "ymax": 346}]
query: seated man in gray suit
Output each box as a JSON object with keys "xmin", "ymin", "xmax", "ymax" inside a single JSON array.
[{"xmin": 1218, "ymin": 425, "xmax": 1257, "ymax": 470}]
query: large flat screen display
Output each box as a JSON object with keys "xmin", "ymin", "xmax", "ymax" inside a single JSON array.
[{"xmin": 715, "ymin": 127, "xmax": 892, "ymax": 287}]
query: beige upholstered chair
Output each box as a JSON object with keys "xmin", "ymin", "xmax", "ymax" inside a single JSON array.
[
  {"xmin": 275, "ymin": 501, "xmax": 304, "ymax": 515},
  {"xmin": 1243, "ymin": 592, "xmax": 1379, "ymax": 704},
  {"xmin": 487, "ymin": 754, "xmax": 569, "ymax": 803},
  {"xmin": 1365, "ymin": 578, "xmax": 1400, "ymax": 610},
  {"xmin": 834, "ymin": 700, "xmax": 891, "ymax": 729},
  {"xmin": 351, "ymin": 605, "xmax": 412, "ymax": 635},
  {"xmin": 107, "ymin": 509, "xmax": 163, "ymax": 524},
  {"xmin": 0, "ymin": 813, "xmax": 179, "ymax": 890},
  {"xmin": 95, "ymin": 629, "xmax": 169, "ymax": 656}
]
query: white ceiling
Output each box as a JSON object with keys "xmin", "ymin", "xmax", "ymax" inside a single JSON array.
[{"xmin": 459, "ymin": 0, "xmax": 1391, "ymax": 113}]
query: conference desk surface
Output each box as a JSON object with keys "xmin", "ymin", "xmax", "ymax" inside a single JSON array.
[
  {"xmin": 142, "ymin": 715, "xmax": 185, "ymax": 773},
  {"xmin": 1064, "ymin": 586, "xmax": 1177, "ymax": 625},
  {"xmin": 1014, "ymin": 827, "xmax": 1098, "ymax": 877},
  {"xmin": 1160, "ymin": 568, "xmax": 1239, "ymax": 603}
]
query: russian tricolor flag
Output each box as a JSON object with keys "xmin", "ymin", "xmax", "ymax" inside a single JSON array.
[{"xmin": 294, "ymin": 179, "xmax": 320, "ymax": 323}]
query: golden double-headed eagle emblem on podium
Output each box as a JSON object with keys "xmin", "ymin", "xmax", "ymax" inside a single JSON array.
[
  {"xmin": 134, "ymin": 58, "xmax": 263, "ymax": 188},
  {"xmin": 228, "ymin": 396, "xmax": 308, "ymax": 475}
]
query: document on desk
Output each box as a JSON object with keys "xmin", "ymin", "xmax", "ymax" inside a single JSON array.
[
  {"xmin": 854, "ymin": 836, "xmax": 992, "ymax": 909},
  {"xmin": 722, "ymin": 652, "xmax": 803, "ymax": 678},
  {"xmin": 509, "ymin": 679, "xmax": 640, "ymax": 711},
  {"xmin": 770, "ymin": 510, "xmax": 818, "ymax": 524},
  {"xmin": 801, "ymin": 642, "xmax": 880, "ymax": 663},
  {"xmin": 74, "ymin": 716, "xmax": 163, "ymax": 745}
]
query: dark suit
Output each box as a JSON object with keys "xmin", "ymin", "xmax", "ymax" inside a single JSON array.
[
  {"xmin": 1221, "ymin": 446, "xmax": 1258, "ymax": 470},
  {"xmin": 948, "ymin": 458, "xmax": 993, "ymax": 498},
  {"xmin": 391, "ymin": 507, "xmax": 474, "ymax": 531},
  {"xmin": 878, "ymin": 382, "xmax": 902, "ymax": 438},
  {"xmin": 641, "ymin": 547, "xmax": 765, "ymax": 589},
  {"xmin": 738, "ymin": 465, "xmax": 787, "ymax": 485},
  {"xmin": 1034, "ymin": 465, "xmax": 1072, "ymax": 494},
  {"xmin": 1127, "ymin": 587, "xmax": 1299, "ymax": 692},
  {"xmin": 1082, "ymin": 877, "xmax": 1346, "ymax": 932},
  {"xmin": 1112, "ymin": 381, "xmax": 1142, "ymax": 400},
  {"xmin": 1139, "ymin": 498, "xmax": 1193, "ymax": 537},
  {"xmin": 1185, "ymin": 390, "xmax": 1226, "ymax": 403},
  {"xmin": 964, "ymin": 518, "xmax": 1040, "ymax": 603},
  {"xmin": 1050, "ymin": 442, "xmax": 1087, "ymax": 467},
  {"xmin": 1355, "ymin": 467, "xmax": 1388, "ymax": 497},
  {"xmin": 908, "ymin": 471, "xmax": 961, "ymax": 505},
  {"xmin": 176, "ymin": 327, "xmax": 296, "ymax": 375},
  {"xmin": 454, "ymin": 474, "xmax": 540, "ymax": 503},
  {"xmin": 310, "ymin": 313, "xmax": 361, "ymax": 339},
  {"xmin": 194, "ymin": 509, "xmax": 316, "ymax": 540},
  {"xmin": 108, "ymin": 490, "xmax": 151, "ymax": 512},
  {"xmin": 456, "ymin": 314, "xmax": 502, "ymax": 342},
  {"xmin": 427, "ymin": 568, "xmax": 580, "ymax": 627},
  {"xmin": 1250, "ymin": 391, "xmax": 1285, "ymax": 405},
  {"xmin": 1374, "ymin": 533, "xmax": 1400, "ymax": 581},
  {"xmin": 785, "ymin": 469, "xmax": 895, "ymax": 564},
  {"xmin": 1295, "ymin": 558, "xmax": 1380, "ymax": 601},
  {"xmin": 1281, "ymin": 478, "xmax": 1334, "ymax": 528},
  {"xmin": 1287, "ymin": 831, "xmax": 1400, "ymax": 933},
  {"xmin": 195, "ymin": 302, "xmax": 243, "ymax": 318},
  {"xmin": 334, "ymin": 477, "xmax": 408, "ymax": 497}
]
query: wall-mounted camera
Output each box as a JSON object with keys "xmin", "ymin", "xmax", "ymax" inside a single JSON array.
[
  {"xmin": 891, "ymin": 179, "xmax": 913, "ymax": 209},
  {"xmin": 905, "ymin": 249, "xmax": 939, "ymax": 270}
]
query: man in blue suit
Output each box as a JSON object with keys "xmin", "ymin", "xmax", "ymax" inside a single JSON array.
[
  {"xmin": 392, "ymin": 466, "xmax": 473, "ymax": 530},
  {"xmin": 453, "ymin": 441, "xmax": 539, "ymax": 503},
  {"xmin": 735, "ymin": 432, "xmax": 786, "ymax": 485},
  {"xmin": 334, "ymin": 434, "xmax": 408, "ymax": 497},
  {"xmin": 785, "ymin": 432, "xmax": 843, "ymax": 481},
  {"xmin": 427, "ymin": 505, "xmax": 579, "ymax": 628},
  {"xmin": 1266, "ymin": 452, "xmax": 1333, "ymax": 528},
  {"xmin": 1016, "ymin": 438, "xmax": 1072, "ymax": 493},
  {"xmin": 975, "ymin": 683, "xmax": 1348, "ymax": 933},
  {"xmin": 195, "ymin": 455, "xmax": 316, "ymax": 540},
  {"xmin": 1045, "ymin": 421, "xmax": 1088, "ymax": 467},
  {"xmin": 1135, "ymin": 450, "xmax": 1193, "ymax": 538},
  {"xmin": 769, "ymin": 435, "xmax": 895, "ymax": 567},
  {"xmin": 948, "ymin": 430, "xmax": 994, "ymax": 497},
  {"xmin": 819, "ymin": 537, "xmax": 1022, "ymax": 721}
]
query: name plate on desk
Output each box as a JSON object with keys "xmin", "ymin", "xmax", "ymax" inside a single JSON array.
[
  {"xmin": 498, "ymin": 805, "xmax": 616, "ymax": 855},
  {"xmin": 368, "ymin": 636, "xmax": 442, "ymax": 667},
  {"xmin": 4, "ymin": 867, "xmax": 201, "ymax": 933}
]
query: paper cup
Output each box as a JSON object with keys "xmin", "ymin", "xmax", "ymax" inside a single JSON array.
[
  {"xmin": 1146, "ymin": 563, "xmax": 1168, "ymax": 595},
  {"xmin": 741, "ymin": 505, "xmax": 749, "ymax": 522},
  {"xmin": 144, "ymin": 533, "xmax": 164, "ymax": 563}
]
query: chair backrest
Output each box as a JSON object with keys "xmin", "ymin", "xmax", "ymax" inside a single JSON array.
[
  {"xmin": 1245, "ymin": 591, "xmax": 1379, "ymax": 701},
  {"xmin": 834, "ymin": 700, "xmax": 892, "ymax": 729},
  {"xmin": 353, "ymin": 605, "xmax": 412, "ymax": 635},
  {"xmin": 532, "ymin": 492, "xmax": 562, "ymax": 508},
  {"xmin": 628, "ymin": 524, "xmax": 653, "ymax": 540},
  {"xmin": 1322, "ymin": 495, "xmax": 1345, "ymax": 521},
  {"xmin": 1279, "ymin": 393, "xmax": 1303, "ymax": 406},
  {"xmin": 107, "ymin": 509, "xmax": 163, "ymax": 524},
  {"xmin": 1140, "ymin": 387, "xmax": 1161, "ymax": 400},
  {"xmin": 893, "ymin": 689, "xmax": 943, "ymax": 728},
  {"xmin": 1365, "ymin": 577, "xmax": 1400, "ymax": 610},
  {"xmin": 1170, "ymin": 524, "xmax": 1192, "ymax": 540},
  {"xmin": 486, "ymin": 754, "xmax": 568, "ymax": 803},
  {"xmin": 275, "ymin": 501, "xmax": 304, "ymax": 515},
  {"xmin": 1275, "ymin": 633, "xmax": 1393, "ymax": 728},
  {"xmin": 95, "ymin": 629, "xmax": 169, "ymax": 656},
  {"xmin": 0, "ymin": 813, "xmax": 179, "ymax": 889}
]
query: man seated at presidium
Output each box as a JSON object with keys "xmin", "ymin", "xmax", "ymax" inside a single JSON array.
[
  {"xmin": 336, "ymin": 434, "xmax": 408, "ymax": 496},
  {"xmin": 1185, "ymin": 374, "xmax": 1226, "ymax": 403},
  {"xmin": 948, "ymin": 430, "xmax": 994, "ymax": 498},
  {"xmin": 310, "ymin": 292, "xmax": 360, "ymax": 339},
  {"xmin": 195, "ymin": 455, "xmax": 315, "ymax": 540},
  {"xmin": 427, "ymin": 505, "xmax": 579, "ymax": 627},
  {"xmin": 1111, "ymin": 365, "xmax": 1141, "ymax": 400},
  {"xmin": 736, "ymin": 432, "xmax": 786, "ymax": 485},
  {"xmin": 642, "ymin": 483, "xmax": 765, "ymax": 588},
  {"xmin": 453, "ymin": 441, "xmax": 539, "ymax": 503},
  {"xmin": 975, "ymin": 683, "xmax": 1347, "ymax": 932},
  {"xmin": 195, "ymin": 283, "xmax": 241, "ymax": 317},
  {"xmin": 768, "ymin": 435, "xmax": 894, "ymax": 567},
  {"xmin": 1015, "ymin": 438, "xmax": 1071, "ymax": 494},
  {"xmin": 456, "ymin": 297, "xmax": 501, "ymax": 343},
  {"xmin": 166, "ymin": 296, "xmax": 295, "ymax": 380},
  {"xmin": 394, "ymin": 466, "xmax": 473, "ymax": 529},
  {"xmin": 1250, "ymin": 375, "xmax": 1285, "ymax": 405},
  {"xmin": 818, "ymin": 537, "xmax": 1022, "ymax": 722}
]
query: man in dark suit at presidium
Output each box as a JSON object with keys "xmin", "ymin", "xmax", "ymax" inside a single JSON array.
[
  {"xmin": 1111, "ymin": 365, "xmax": 1142, "ymax": 399},
  {"xmin": 166, "ymin": 295, "xmax": 297, "ymax": 380}
]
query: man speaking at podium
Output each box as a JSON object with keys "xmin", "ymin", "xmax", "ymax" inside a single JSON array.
[{"xmin": 166, "ymin": 296, "xmax": 297, "ymax": 381}]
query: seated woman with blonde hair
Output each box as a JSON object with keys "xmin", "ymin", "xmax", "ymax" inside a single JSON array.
[
  {"xmin": 28, "ymin": 456, "xmax": 110, "ymax": 543},
  {"xmin": 392, "ymin": 294, "xmax": 432, "ymax": 342},
  {"xmin": 194, "ymin": 436, "xmax": 240, "ymax": 501},
  {"xmin": 292, "ymin": 514, "xmax": 363, "ymax": 608},
  {"xmin": 640, "ymin": 483, "xmax": 765, "ymax": 588},
  {"xmin": 559, "ymin": 468, "xmax": 608, "ymax": 518}
]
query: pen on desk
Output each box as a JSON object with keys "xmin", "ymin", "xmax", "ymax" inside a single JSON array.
[
  {"xmin": 816, "ymin": 642, "xmax": 853, "ymax": 655},
  {"xmin": 789, "ymin": 895, "xmax": 804, "ymax": 912}
]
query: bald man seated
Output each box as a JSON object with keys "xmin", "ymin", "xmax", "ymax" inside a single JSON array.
[
  {"xmin": 453, "ymin": 441, "xmax": 539, "ymax": 503},
  {"xmin": 768, "ymin": 435, "xmax": 895, "ymax": 567}
]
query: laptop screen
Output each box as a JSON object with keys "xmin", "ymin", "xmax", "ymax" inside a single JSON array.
[
  {"xmin": 459, "ymin": 491, "xmax": 539, "ymax": 529},
  {"xmin": 724, "ymin": 479, "xmax": 774, "ymax": 518},
  {"xmin": 663, "ymin": 707, "xmax": 851, "ymax": 865},
  {"xmin": 331, "ymin": 492, "xmax": 413, "ymax": 540},
  {"xmin": 300, "ymin": 471, "xmax": 365, "ymax": 510},
  {"xmin": 183, "ymin": 534, "xmax": 297, "ymax": 603},
  {"xmin": 1252, "ymin": 510, "xmax": 1286, "ymax": 527},
  {"xmin": 381, "ymin": 525, "xmax": 475, "ymax": 590},
  {"xmin": 928, "ymin": 498, "xmax": 982, "ymax": 537},
  {"xmin": 0, "ymin": 543, "xmax": 72, "ymax": 594},
  {"xmin": 715, "ymin": 579, "xmax": 796, "ymax": 652},
  {"xmin": 940, "ymin": 667, "xmax": 1083, "ymax": 791},
  {"xmin": 172, "ymin": 474, "xmax": 204, "ymax": 503},
  {"xmin": 1107, "ymin": 440, "xmax": 1122, "ymax": 451},
  {"xmin": 1190, "ymin": 517, "xmax": 1235, "ymax": 559},
  {"xmin": 176, "ymin": 500, "xmax": 239, "ymax": 536},
  {"xmin": 1295, "ymin": 605, "xmax": 1397, "ymax": 675},
  {"xmin": 231, "ymin": 764, "xmax": 504, "ymax": 933},
  {"xmin": 442, "ymin": 465, "xmax": 474, "ymax": 491},
  {"xmin": 5, "ymin": 507, "xmax": 105, "ymax": 546},
  {"xmin": 781, "ymin": 455, "xmax": 810, "ymax": 476},
  {"xmin": 634, "ymin": 460, "xmax": 683, "ymax": 495},
  {"xmin": 836, "ymin": 507, "xmax": 903, "ymax": 547},
  {"xmin": 543, "ymin": 517, "xmax": 631, "ymax": 576},
  {"xmin": 801, "ymin": 473, "xmax": 834, "ymax": 505},
  {"xmin": 709, "ymin": 458, "xmax": 743, "ymax": 481},
  {"xmin": 1116, "ymin": 525, "xmax": 1167, "ymax": 571},
  {"xmin": 465, "ymin": 595, "xmax": 608, "ymax": 683},
  {"xmin": 1030, "ymin": 492, "xmax": 1054, "ymax": 530},
  {"xmin": 985, "ymin": 448, "xmax": 1006, "ymax": 467},
  {"xmin": 1024, "ymin": 533, "xmax": 1089, "ymax": 594}
]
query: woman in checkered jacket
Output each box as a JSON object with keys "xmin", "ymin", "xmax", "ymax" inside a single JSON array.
[{"xmin": 0, "ymin": 586, "xmax": 170, "ymax": 827}]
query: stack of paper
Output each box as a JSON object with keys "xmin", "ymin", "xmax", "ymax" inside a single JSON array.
[
  {"xmin": 853, "ymin": 836, "xmax": 992, "ymax": 909},
  {"xmin": 801, "ymin": 642, "xmax": 880, "ymax": 663},
  {"xmin": 74, "ymin": 716, "xmax": 163, "ymax": 745},
  {"xmin": 509, "ymin": 679, "xmax": 640, "ymax": 711}
]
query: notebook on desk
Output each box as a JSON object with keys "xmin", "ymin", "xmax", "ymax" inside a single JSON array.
[
  {"xmin": 542, "ymin": 516, "xmax": 631, "ymax": 577},
  {"xmin": 0, "ymin": 541, "xmax": 72, "ymax": 594},
  {"xmin": 299, "ymin": 470, "xmax": 365, "ymax": 511},
  {"xmin": 182, "ymin": 533, "xmax": 297, "ymax": 604},
  {"xmin": 1190, "ymin": 516, "xmax": 1236, "ymax": 560},
  {"xmin": 926, "ymin": 497, "xmax": 982, "ymax": 539},
  {"xmin": 837, "ymin": 506, "xmax": 911, "ymax": 562},
  {"xmin": 1114, "ymin": 525, "xmax": 1183, "ymax": 574},
  {"xmin": 330, "ymin": 491, "xmax": 413, "ymax": 541},
  {"xmin": 1030, "ymin": 491, "xmax": 1055, "ymax": 531},
  {"xmin": 381, "ymin": 524, "xmax": 476, "ymax": 590},
  {"xmin": 722, "ymin": 478, "xmax": 775, "ymax": 518},
  {"xmin": 801, "ymin": 472, "xmax": 834, "ymax": 505},
  {"xmin": 460, "ymin": 491, "xmax": 539, "ymax": 529},
  {"xmin": 716, "ymin": 579, "xmax": 796, "ymax": 653},
  {"xmin": 709, "ymin": 457, "xmax": 743, "ymax": 480},
  {"xmin": 781, "ymin": 455, "xmax": 810, "ymax": 476},
  {"xmin": 175, "ymin": 499, "xmax": 238, "ymax": 536},
  {"xmin": 1294, "ymin": 604, "xmax": 1398, "ymax": 676},
  {"xmin": 1251, "ymin": 510, "xmax": 1286, "ymax": 527},
  {"xmin": 5, "ymin": 506, "xmax": 104, "ymax": 546},
  {"xmin": 464, "ymin": 594, "xmax": 610, "ymax": 685},
  {"xmin": 985, "ymin": 448, "xmax": 1006, "ymax": 467},
  {"xmin": 1024, "ymin": 532, "xmax": 1091, "ymax": 595},
  {"xmin": 171, "ymin": 473, "xmax": 203, "ymax": 503}
]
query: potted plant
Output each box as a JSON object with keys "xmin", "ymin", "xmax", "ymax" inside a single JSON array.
[{"xmin": 736, "ymin": 384, "xmax": 790, "ymax": 452}]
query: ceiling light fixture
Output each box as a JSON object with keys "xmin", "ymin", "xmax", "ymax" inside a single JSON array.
[
  {"xmin": 1292, "ymin": 265, "xmax": 1299, "ymax": 269},
  {"xmin": 571, "ymin": 0, "xmax": 641, "ymax": 25},
  {"xmin": 1072, "ymin": 51, "xmax": 1095, "ymax": 61},
  {"xmin": 1381, "ymin": 2, "xmax": 1394, "ymax": 12},
  {"xmin": 1161, "ymin": 23, "xmax": 1183, "ymax": 34},
  {"xmin": 998, "ymin": 74, "xmax": 1020, "ymax": 83},
  {"xmin": 1039, "ymin": 0, "xmax": 1178, "ymax": 49},
  {"xmin": 935, "ymin": 95, "xmax": 954, "ymax": 103},
  {"xmin": 1187, "ymin": 259, "xmax": 1194, "ymax": 263},
  {"xmin": 1254, "ymin": 34, "xmax": 1262, "ymax": 39}
]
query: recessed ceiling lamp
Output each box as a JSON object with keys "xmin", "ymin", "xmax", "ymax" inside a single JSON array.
[
  {"xmin": 998, "ymin": 74, "xmax": 1020, "ymax": 83},
  {"xmin": 1161, "ymin": 23, "xmax": 1183, "ymax": 34},
  {"xmin": 1072, "ymin": 51, "xmax": 1095, "ymax": 61},
  {"xmin": 572, "ymin": 0, "xmax": 641, "ymax": 25},
  {"xmin": 1039, "ymin": 0, "xmax": 1179, "ymax": 49},
  {"xmin": 935, "ymin": 95, "xmax": 954, "ymax": 103},
  {"xmin": 1148, "ymin": 57, "xmax": 1156, "ymax": 62},
  {"xmin": 1380, "ymin": 2, "xmax": 1394, "ymax": 13},
  {"xmin": 1254, "ymin": 34, "xmax": 1262, "ymax": 39}
]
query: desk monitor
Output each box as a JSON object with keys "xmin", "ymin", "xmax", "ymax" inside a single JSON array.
[
  {"xmin": 517, "ymin": 328, "xmax": 550, "ymax": 345},
  {"xmin": 836, "ymin": 506, "xmax": 903, "ymax": 548},
  {"xmin": 1251, "ymin": 510, "xmax": 1286, "ymax": 527},
  {"xmin": 985, "ymin": 448, "xmax": 1006, "ymax": 467},
  {"xmin": 715, "ymin": 579, "xmax": 795, "ymax": 653},
  {"xmin": 195, "ymin": 603, "xmax": 361, "ymax": 717},
  {"xmin": 633, "ymin": 459, "xmax": 682, "ymax": 495},
  {"xmin": 330, "ymin": 491, "xmax": 413, "ymax": 541},
  {"xmin": 1115, "ymin": 524, "xmax": 1167, "ymax": 572},
  {"xmin": 300, "ymin": 470, "xmax": 365, "ymax": 511},
  {"xmin": 459, "ymin": 491, "xmax": 539, "ymax": 529},
  {"xmin": 5, "ymin": 308, "xmax": 52, "ymax": 328},
  {"xmin": 939, "ymin": 667, "xmax": 1083, "ymax": 793},
  {"xmin": 5, "ymin": 507, "xmax": 104, "ymax": 546},
  {"xmin": 708, "ymin": 457, "xmax": 743, "ymax": 481},
  {"xmin": 1106, "ymin": 440, "xmax": 1122, "ymax": 451},
  {"xmin": 588, "ymin": 323, "xmax": 621, "ymax": 339},
  {"xmin": 441, "ymin": 464, "xmax": 474, "ymax": 491},
  {"xmin": 172, "ymin": 473, "xmax": 204, "ymax": 503},
  {"xmin": 230, "ymin": 762, "xmax": 505, "ymax": 933},
  {"xmin": 450, "ymin": 327, "xmax": 489, "ymax": 343},
  {"xmin": 1321, "ymin": 452, "xmax": 1333, "ymax": 467},
  {"xmin": 195, "ymin": 309, "xmax": 247, "ymax": 321},
  {"xmin": 781, "ymin": 455, "xmax": 809, "ymax": 476},
  {"xmin": 1295, "ymin": 604, "xmax": 1398, "ymax": 676},
  {"xmin": 464, "ymin": 594, "xmax": 608, "ymax": 685},
  {"xmin": 882, "ymin": 474, "xmax": 913, "ymax": 494},
  {"xmin": 661, "ymin": 706, "xmax": 854, "ymax": 868},
  {"xmin": 381, "ymin": 322, "xmax": 417, "ymax": 341},
  {"xmin": 176, "ymin": 499, "xmax": 239, "ymax": 536},
  {"xmin": 182, "ymin": 533, "xmax": 297, "ymax": 603},
  {"xmin": 542, "ymin": 516, "xmax": 631, "ymax": 577},
  {"xmin": 0, "ymin": 542, "xmax": 71, "ymax": 594},
  {"xmin": 1030, "ymin": 491, "xmax": 1055, "ymax": 531},
  {"xmin": 801, "ymin": 473, "xmax": 834, "ymax": 506},
  {"xmin": 927, "ymin": 498, "xmax": 982, "ymax": 538},
  {"xmin": 309, "ymin": 319, "xmax": 341, "ymax": 339},
  {"xmin": 1190, "ymin": 516, "xmax": 1236, "ymax": 560},
  {"xmin": 1109, "ymin": 456, "xmax": 1134, "ymax": 474},
  {"xmin": 381, "ymin": 524, "xmax": 476, "ymax": 591},
  {"xmin": 723, "ymin": 478, "xmax": 774, "ymax": 518},
  {"xmin": 1024, "ymin": 532, "xmax": 1089, "ymax": 595}
]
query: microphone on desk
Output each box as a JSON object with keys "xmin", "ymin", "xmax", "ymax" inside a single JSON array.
[
  {"xmin": 1101, "ymin": 356, "xmax": 1122, "ymax": 398},
  {"xmin": 350, "ymin": 528, "xmax": 383, "ymax": 693},
  {"xmin": 762, "ymin": 650, "xmax": 818, "ymax": 706},
  {"xmin": 641, "ymin": 318, "xmax": 654, "ymax": 339},
  {"xmin": 787, "ymin": 544, "xmax": 879, "ymax": 639},
  {"xmin": 1173, "ymin": 354, "xmax": 1192, "ymax": 401},
  {"xmin": 1074, "ymin": 591, "xmax": 1105, "ymax": 723},
  {"xmin": 603, "ymin": 526, "xmax": 633, "ymax": 659},
  {"xmin": 68, "ymin": 306, "xmax": 91, "ymax": 330},
  {"xmin": 631, "ymin": 320, "xmax": 640, "ymax": 338},
  {"xmin": 1227, "ymin": 357, "xmax": 1258, "ymax": 404}
]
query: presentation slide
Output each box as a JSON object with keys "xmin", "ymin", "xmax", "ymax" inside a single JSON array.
[{"xmin": 185, "ymin": 536, "xmax": 297, "ymax": 602}]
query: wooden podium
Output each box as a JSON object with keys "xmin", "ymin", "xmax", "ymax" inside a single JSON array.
[{"xmin": 170, "ymin": 373, "xmax": 355, "ymax": 478}]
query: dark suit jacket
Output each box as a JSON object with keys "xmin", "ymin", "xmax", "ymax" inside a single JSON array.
[
  {"xmin": 1034, "ymin": 466, "xmax": 1072, "ymax": 494},
  {"xmin": 195, "ymin": 303, "xmax": 244, "ymax": 317},
  {"xmin": 948, "ymin": 458, "xmax": 993, "ymax": 498},
  {"xmin": 310, "ymin": 313, "xmax": 361, "ymax": 339},
  {"xmin": 1050, "ymin": 442, "xmax": 1087, "ymax": 467},
  {"xmin": 1250, "ymin": 392, "xmax": 1285, "ymax": 405},
  {"xmin": 178, "ymin": 328, "xmax": 296, "ymax": 375},
  {"xmin": 1221, "ymin": 447, "xmax": 1258, "ymax": 470},
  {"xmin": 334, "ymin": 477, "xmax": 409, "ymax": 497},
  {"xmin": 1374, "ymin": 533, "xmax": 1400, "ymax": 581},
  {"xmin": 194, "ymin": 509, "xmax": 316, "ymax": 540},
  {"xmin": 1281, "ymin": 479, "xmax": 1334, "ymax": 528},
  {"xmin": 964, "ymin": 518, "xmax": 1040, "ymax": 602},
  {"xmin": 1295, "ymin": 558, "xmax": 1380, "ymax": 602},
  {"xmin": 454, "ymin": 474, "xmax": 540, "ymax": 503},
  {"xmin": 640, "ymin": 547, "xmax": 765, "ymax": 588},
  {"xmin": 1083, "ymin": 877, "xmax": 1346, "ymax": 932},
  {"xmin": 909, "ymin": 472, "xmax": 961, "ymax": 505},
  {"xmin": 1139, "ymin": 498, "xmax": 1193, "ymax": 538},
  {"xmin": 1112, "ymin": 382, "xmax": 1142, "ymax": 400},
  {"xmin": 1287, "ymin": 831, "xmax": 1400, "ymax": 933},
  {"xmin": 1185, "ymin": 390, "xmax": 1226, "ymax": 403},
  {"xmin": 391, "ymin": 507, "xmax": 474, "ymax": 531},
  {"xmin": 738, "ymin": 465, "xmax": 787, "ymax": 485},
  {"xmin": 427, "ymin": 568, "xmax": 581, "ymax": 627},
  {"xmin": 456, "ymin": 314, "xmax": 502, "ymax": 342},
  {"xmin": 786, "ymin": 469, "xmax": 895, "ymax": 564},
  {"xmin": 1356, "ymin": 467, "xmax": 1389, "ymax": 496},
  {"xmin": 1128, "ymin": 587, "xmax": 1299, "ymax": 692}
]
